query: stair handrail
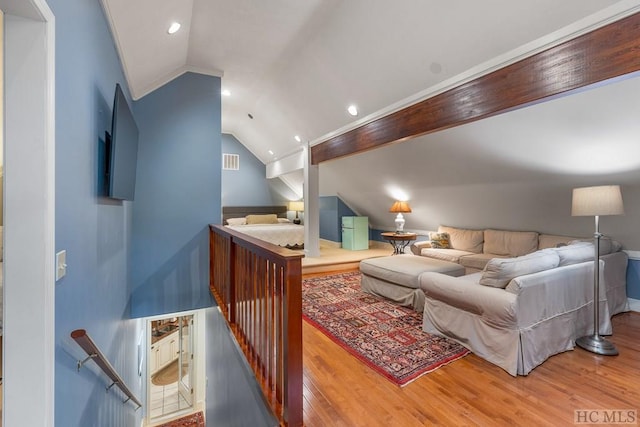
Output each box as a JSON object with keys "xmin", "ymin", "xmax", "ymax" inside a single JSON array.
[{"xmin": 71, "ymin": 329, "xmax": 142, "ymax": 409}]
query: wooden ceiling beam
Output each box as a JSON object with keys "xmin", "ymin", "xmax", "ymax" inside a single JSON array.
[{"xmin": 311, "ymin": 12, "xmax": 640, "ymax": 165}]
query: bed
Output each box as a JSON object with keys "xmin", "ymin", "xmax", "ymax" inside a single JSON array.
[{"xmin": 222, "ymin": 206, "xmax": 304, "ymax": 249}]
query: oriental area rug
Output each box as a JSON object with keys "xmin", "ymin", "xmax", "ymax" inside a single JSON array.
[
  {"xmin": 302, "ymin": 271, "xmax": 469, "ymax": 386},
  {"xmin": 156, "ymin": 411, "xmax": 205, "ymax": 427}
]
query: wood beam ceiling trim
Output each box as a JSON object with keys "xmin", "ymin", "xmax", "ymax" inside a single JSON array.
[{"xmin": 311, "ymin": 12, "xmax": 640, "ymax": 165}]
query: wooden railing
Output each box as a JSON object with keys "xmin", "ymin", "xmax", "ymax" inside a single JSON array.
[
  {"xmin": 71, "ymin": 329, "xmax": 143, "ymax": 409},
  {"xmin": 209, "ymin": 224, "xmax": 304, "ymax": 427}
]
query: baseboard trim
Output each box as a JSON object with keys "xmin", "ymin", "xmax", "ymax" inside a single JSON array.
[
  {"xmin": 629, "ymin": 298, "xmax": 640, "ymax": 312},
  {"xmin": 320, "ymin": 239, "xmax": 342, "ymax": 249},
  {"xmin": 369, "ymin": 240, "xmax": 388, "ymax": 249}
]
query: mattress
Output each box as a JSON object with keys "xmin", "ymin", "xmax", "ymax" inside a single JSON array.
[{"xmin": 226, "ymin": 223, "xmax": 304, "ymax": 248}]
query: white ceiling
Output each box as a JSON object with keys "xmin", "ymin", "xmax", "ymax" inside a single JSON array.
[{"xmin": 101, "ymin": 0, "xmax": 635, "ymax": 165}]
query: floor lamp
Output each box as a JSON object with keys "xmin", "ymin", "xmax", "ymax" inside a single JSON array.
[{"xmin": 571, "ymin": 185, "xmax": 624, "ymax": 356}]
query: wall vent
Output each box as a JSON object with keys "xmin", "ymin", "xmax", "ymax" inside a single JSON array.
[{"xmin": 222, "ymin": 153, "xmax": 240, "ymax": 170}]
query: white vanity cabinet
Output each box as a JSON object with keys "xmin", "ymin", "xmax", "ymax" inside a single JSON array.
[{"xmin": 150, "ymin": 330, "xmax": 179, "ymax": 375}]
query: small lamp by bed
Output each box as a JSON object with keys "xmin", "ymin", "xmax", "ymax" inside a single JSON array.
[{"xmin": 288, "ymin": 201, "xmax": 304, "ymax": 224}]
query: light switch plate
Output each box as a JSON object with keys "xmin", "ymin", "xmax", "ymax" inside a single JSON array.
[{"xmin": 56, "ymin": 250, "xmax": 67, "ymax": 281}]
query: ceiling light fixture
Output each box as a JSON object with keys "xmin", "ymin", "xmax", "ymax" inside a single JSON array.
[
  {"xmin": 221, "ymin": 89, "xmax": 231, "ymax": 97},
  {"xmin": 347, "ymin": 105, "xmax": 358, "ymax": 116},
  {"xmin": 167, "ymin": 22, "xmax": 181, "ymax": 34},
  {"xmin": 268, "ymin": 150, "xmax": 274, "ymax": 155},
  {"xmin": 294, "ymin": 135, "xmax": 301, "ymax": 142}
]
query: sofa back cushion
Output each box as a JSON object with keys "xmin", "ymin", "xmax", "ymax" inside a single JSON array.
[
  {"xmin": 570, "ymin": 237, "xmax": 622, "ymax": 255},
  {"xmin": 484, "ymin": 229, "xmax": 538, "ymax": 257},
  {"xmin": 554, "ymin": 241, "xmax": 594, "ymax": 266},
  {"xmin": 538, "ymin": 234, "xmax": 580, "ymax": 249},
  {"xmin": 438, "ymin": 225, "xmax": 484, "ymax": 253},
  {"xmin": 479, "ymin": 249, "xmax": 560, "ymax": 288}
]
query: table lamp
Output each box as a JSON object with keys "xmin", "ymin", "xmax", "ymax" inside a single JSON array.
[
  {"xmin": 288, "ymin": 200, "xmax": 304, "ymax": 224},
  {"xmin": 389, "ymin": 201, "xmax": 411, "ymax": 233}
]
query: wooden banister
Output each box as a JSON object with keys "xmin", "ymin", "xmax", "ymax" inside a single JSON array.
[
  {"xmin": 209, "ymin": 224, "xmax": 304, "ymax": 427},
  {"xmin": 71, "ymin": 329, "xmax": 142, "ymax": 409}
]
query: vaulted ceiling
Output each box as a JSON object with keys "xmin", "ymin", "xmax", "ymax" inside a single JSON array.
[
  {"xmin": 102, "ymin": 0, "xmax": 640, "ymax": 243},
  {"xmin": 101, "ymin": 0, "xmax": 633, "ymax": 164}
]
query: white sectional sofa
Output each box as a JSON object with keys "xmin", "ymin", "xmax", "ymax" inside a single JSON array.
[
  {"xmin": 359, "ymin": 225, "xmax": 630, "ymax": 376},
  {"xmin": 419, "ymin": 242, "xmax": 629, "ymax": 376}
]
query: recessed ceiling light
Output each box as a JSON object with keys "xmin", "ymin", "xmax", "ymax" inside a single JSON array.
[
  {"xmin": 347, "ymin": 105, "xmax": 358, "ymax": 116},
  {"xmin": 294, "ymin": 135, "xmax": 301, "ymax": 142},
  {"xmin": 268, "ymin": 150, "xmax": 274, "ymax": 155},
  {"xmin": 221, "ymin": 89, "xmax": 231, "ymax": 97},
  {"xmin": 167, "ymin": 22, "xmax": 181, "ymax": 34}
]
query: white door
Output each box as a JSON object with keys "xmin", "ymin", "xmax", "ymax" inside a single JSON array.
[{"xmin": 178, "ymin": 315, "xmax": 194, "ymax": 405}]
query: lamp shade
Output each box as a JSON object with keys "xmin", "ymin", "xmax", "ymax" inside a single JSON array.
[
  {"xmin": 571, "ymin": 185, "xmax": 624, "ymax": 217},
  {"xmin": 389, "ymin": 201, "xmax": 411, "ymax": 213},
  {"xmin": 288, "ymin": 201, "xmax": 304, "ymax": 212}
]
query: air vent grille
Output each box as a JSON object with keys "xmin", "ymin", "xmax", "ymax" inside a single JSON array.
[{"xmin": 223, "ymin": 153, "xmax": 240, "ymax": 170}]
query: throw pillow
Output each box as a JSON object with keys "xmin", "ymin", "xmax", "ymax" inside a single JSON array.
[
  {"xmin": 226, "ymin": 217, "xmax": 246, "ymax": 226},
  {"xmin": 246, "ymin": 214, "xmax": 279, "ymax": 225},
  {"xmin": 554, "ymin": 241, "xmax": 593, "ymax": 266},
  {"xmin": 277, "ymin": 218, "xmax": 291, "ymax": 223},
  {"xmin": 429, "ymin": 232, "xmax": 451, "ymax": 249},
  {"xmin": 479, "ymin": 249, "xmax": 560, "ymax": 288}
]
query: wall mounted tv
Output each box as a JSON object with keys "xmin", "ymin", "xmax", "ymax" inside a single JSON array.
[{"xmin": 107, "ymin": 83, "xmax": 139, "ymax": 201}]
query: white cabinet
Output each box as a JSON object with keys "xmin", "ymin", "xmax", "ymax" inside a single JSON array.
[
  {"xmin": 150, "ymin": 345, "xmax": 159, "ymax": 374},
  {"xmin": 150, "ymin": 330, "xmax": 179, "ymax": 375}
]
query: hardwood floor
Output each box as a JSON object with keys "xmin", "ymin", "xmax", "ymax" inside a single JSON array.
[{"xmin": 302, "ymin": 271, "xmax": 640, "ymax": 426}]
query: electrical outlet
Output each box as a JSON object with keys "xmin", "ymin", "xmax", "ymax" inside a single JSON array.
[{"xmin": 56, "ymin": 250, "xmax": 67, "ymax": 281}]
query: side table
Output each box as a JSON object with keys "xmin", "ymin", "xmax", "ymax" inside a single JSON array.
[{"xmin": 381, "ymin": 232, "xmax": 417, "ymax": 255}]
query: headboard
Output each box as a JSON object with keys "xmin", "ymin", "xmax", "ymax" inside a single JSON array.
[{"xmin": 222, "ymin": 205, "xmax": 288, "ymax": 224}]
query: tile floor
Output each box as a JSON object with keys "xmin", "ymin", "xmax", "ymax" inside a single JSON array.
[{"xmin": 149, "ymin": 381, "xmax": 191, "ymax": 419}]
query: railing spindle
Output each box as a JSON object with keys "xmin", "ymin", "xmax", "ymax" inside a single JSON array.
[{"xmin": 209, "ymin": 225, "xmax": 303, "ymax": 427}]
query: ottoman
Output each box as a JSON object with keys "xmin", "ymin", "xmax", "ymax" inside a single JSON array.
[{"xmin": 359, "ymin": 254, "xmax": 465, "ymax": 312}]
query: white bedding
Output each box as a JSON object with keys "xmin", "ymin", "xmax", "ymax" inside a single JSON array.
[{"xmin": 226, "ymin": 223, "xmax": 304, "ymax": 248}]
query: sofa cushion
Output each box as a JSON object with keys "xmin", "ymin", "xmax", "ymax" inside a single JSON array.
[
  {"xmin": 459, "ymin": 253, "xmax": 508, "ymax": 270},
  {"xmin": 571, "ymin": 237, "xmax": 622, "ymax": 255},
  {"xmin": 429, "ymin": 232, "xmax": 451, "ymax": 249},
  {"xmin": 479, "ymin": 249, "xmax": 560, "ymax": 288},
  {"xmin": 421, "ymin": 248, "xmax": 475, "ymax": 263},
  {"xmin": 438, "ymin": 225, "xmax": 484, "ymax": 253},
  {"xmin": 554, "ymin": 241, "xmax": 594, "ymax": 266},
  {"xmin": 359, "ymin": 254, "xmax": 464, "ymax": 289},
  {"xmin": 538, "ymin": 234, "xmax": 580, "ymax": 249},
  {"xmin": 484, "ymin": 229, "xmax": 538, "ymax": 257}
]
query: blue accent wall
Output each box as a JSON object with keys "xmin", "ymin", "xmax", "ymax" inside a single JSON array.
[
  {"xmin": 626, "ymin": 258, "xmax": 640, "ymax": 300},
  {"xmin": 49, "ymin": 0, "xmax": 143, "ymax": 425},
  {"xmin": 130, "ymin": 72, "xmax": 218, "ymax": 317},
  {"xmin": 319, "ymin": 196, "xmax": 360, "ymax": 242},
  {"xmin": 221, "ymin": 133, "xmax": 288, "ymax": 206}
]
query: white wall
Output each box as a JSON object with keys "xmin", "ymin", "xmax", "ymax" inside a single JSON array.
[
  {"xmin": 2, "ymin": 0, "xmax": 56, "ymax": 425},
  {"xmin": 320, "ymin": 72, "xmax": 640, "ymax": 249}
]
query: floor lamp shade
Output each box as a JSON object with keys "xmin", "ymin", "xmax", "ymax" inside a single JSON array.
[
  {"xmin": 571, "ymin": 185, "xmax": 624, "ymax": 216},
  {"xmin": 571, "ymin": 185, "xmax": 624, "ymax": 356}
]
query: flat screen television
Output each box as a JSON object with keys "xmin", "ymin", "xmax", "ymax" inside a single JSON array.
[{"xmin": 107, "ymin": 83, "xmax": 139, "ymax": 201}]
